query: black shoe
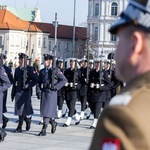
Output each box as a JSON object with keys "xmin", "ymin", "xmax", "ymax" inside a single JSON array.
[
  {"xmin": 62, "ymin": 124, "xmax": 69, "ymax": 127},
  {"xmin": 39, "ymin": 121, "xmax": 43, "ymax": 125},
  {"xmin": 0, "ymin": 130, "xmax": 7, "ymax": 142},
  {"xmin": 90, "ymin": 126, "xmax": 95, "ymax": 129},
  {"xmin": 38, "ymin": 130, "xmax": 46, "ymax": 136},
  {"xmin": 2, "ymin": 117, "xmax": 9, "ymax": 129},
  {"xmin": 51, "ymin": 122, "xmax": 57, "ymax": 134},
  {"xmin": 75, "ymin": 120, "xmax": 80, "ymax": 125},
  {"xmin": 38, "ymin": 124, "xmax": 47, "ymax": 136},
  {"xmin": 86, "ymin": 115, "xmax": 90, "ymax": 119},
  {"xmin": 24, "ymin": 117, "xmax": 31, "ymax": 131},
  {"xmin": 14, "ymin": 127, "xmax": 22, "ymax": 133}
]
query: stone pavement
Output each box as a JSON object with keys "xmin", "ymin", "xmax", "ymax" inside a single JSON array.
[{"xmin": 0, "ymin": 87, "xmax": 95, "ymax": 150}]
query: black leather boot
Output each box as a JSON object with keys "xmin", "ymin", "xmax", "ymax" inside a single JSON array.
[
  {"xmin": 14, "ymin": 122, "xmax": 23, "ymax": 133},
  {"xmin": 38, "ymin": 124, "xmax": 47, "ymax": 136},
  {"xmin": 24, "ymin": 116, "xmax": 31, "ymax": 131},
  {"xmin": 51, "ymin": 120, "xmax": 57, "ymax": 134},
  {"xmin": 0, "ymin": 129, "xmax": 7, "ymax": 142},
  {"xmin": 2, "ymin": 115, "xmax": 9, "ymax": 129}
]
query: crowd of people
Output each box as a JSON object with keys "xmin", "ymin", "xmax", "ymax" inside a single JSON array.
[{"xmin": 0, "ymin": 52, "xmax": 123, "ymax": 142}]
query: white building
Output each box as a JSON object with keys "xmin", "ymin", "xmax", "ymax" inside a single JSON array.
[
  {"xmin": 0, "ymin": 9, "xmax": 87, "ymax": 66},
  {"xmin": 87, "ymin": 0, "xmax": 128, "ymax": 58}
]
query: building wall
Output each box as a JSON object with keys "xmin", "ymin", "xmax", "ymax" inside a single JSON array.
[
  {"xmin": 0, "ymin": 30, "xmax": 74, "ymax": 65},
  {"xmin": 87, "ymin": 0, "xmax": 128, "ymax": 58}
]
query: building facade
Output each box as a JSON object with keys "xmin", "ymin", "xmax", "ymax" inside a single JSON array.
[
  {"xmin": 0, "ymin": 9, "xmax": 87, "ymax": 66},
  {"xmin": 87, "ymin": 0, "xmax": 128, "ymax": 58}
]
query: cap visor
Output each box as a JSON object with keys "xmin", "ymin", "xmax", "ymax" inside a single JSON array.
[{"xmin": 109, "ymin": 17, "xmax": 132, "ymax": 34}]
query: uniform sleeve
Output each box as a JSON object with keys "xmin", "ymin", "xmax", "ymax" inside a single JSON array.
[
  {"xmin": 0, "ymin": 67, "xmax": 11, "ymax": 93},
  {"xmin": 101, "ymin": 71, "xmax": 111, "ymax": 91},
  {"xmin": 11, "ymin": 69, "xmax": 17, "ymax": 98},
  {"xmin": 27, "ymin": 67, "xmax": 38, "ymax": 88},
  {"xmin": 54, "ymin": 68, "xmax": 67, "ymax": 90},
  {"xmin": 89, "ymin": 106, "xmax": 148, "ymax": 150},
  {"xmin": 36, "ymin": 70, "xmax": 42, "ymax": 95},
  {"xmin": 7, "ymin": 67, "xmax": 14, "ymax": 84}
]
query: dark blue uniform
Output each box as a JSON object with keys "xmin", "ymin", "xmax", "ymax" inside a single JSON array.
[
  {"xmin": 63, "ymin": 67, "xmax": 81, "ymax": 127},
  {"xmin": 0, "ymin": 67, "xmax": 11, "ymax": 124},
  {"xmin": 57, "ymin": 67, "xmax": 65, "ymax": 118},
  {"xmin": 11, "ymin": 66, "xmax": 37, "ymax": 116},
  {"xmin": 0, "ymin": 67, "xmax": 11, "ymax": 142},
  {"xmin": 3, "ymin": 64, "xmax": 13, "ymax": 113},
  {"xmin": 37, "ymin": 67, "xmax": 67, "ymax": 118},
  {"xmin": 11, "ymin": 65, "xmax": 38, "ymax": 132},
  {"xmin": 79, "ymin": 66, "xmax": 88, "ymax": 119},
  {"xmin": 88, "ymin": 69, "xmax": 111, "ymax": 128}
]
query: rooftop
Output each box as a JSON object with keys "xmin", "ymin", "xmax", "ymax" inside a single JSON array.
[{"xmin": 0, "ymin": 9, "xmax": 87, "ymax": 40}]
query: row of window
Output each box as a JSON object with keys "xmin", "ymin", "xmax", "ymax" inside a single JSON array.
[
  {"xmin": 94, "ymin": 2, "xmax": 118, "ymax": 16},
  {"xmin": 93, "ymin": 27, "xmax": 116, "ymax": 41}
]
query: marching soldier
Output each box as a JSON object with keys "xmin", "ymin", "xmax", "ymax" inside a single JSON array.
[
  {"xmin": 37, "ymin": 54, "xmax": 67, "ymax": 136},
  {"xmin": 0, "ymin": 55, "xmax": 11, "ymax": 142},
  {"xmin": 57, "ymin": 58, "xmax": 65, "ymax": 118},
  {"xmin": 85, "ymin": 59, "xmax": 94, "ymax": 119},
  {"xmin": 102, "ymin": 60, "xmax": 112, "ymax": 107},
  {"xmin": 78, "ymin": 57, "xmax": 88, "ymax": 120},
  {"xmin": 89, "ymin": 59, "xmax": 94, "ymax": 71},
  {"xmin": 11, "ymin": 53, "xmax": 38, "ymax": 133},
  {"xmin": 88, "ymin": 59, "xmax": 111, "ymax": 129},
  {"xmin": 63, "ymin": 58, "xmax": 81, "ymax": 127},
  {"xmin": 1, "ymin": 54, "xmax": 13, "ymax": 129}
]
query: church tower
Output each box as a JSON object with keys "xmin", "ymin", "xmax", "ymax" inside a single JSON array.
[{"xmin": 87, "ymin": 0, "xmax": 128, "ymax": 58}]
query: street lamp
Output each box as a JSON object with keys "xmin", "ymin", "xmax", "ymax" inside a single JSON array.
[
  {"xmin": 72, "ymin": 0, "xmax": 76, "ymax": 57},
  {"xmin": 52, "ymin": 13, "xmax": 58, "ymax": 57}
]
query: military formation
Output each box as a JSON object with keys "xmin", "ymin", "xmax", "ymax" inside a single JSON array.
[{"xmin": 0, "ymin": 51, "xmax": 123, "ymax": 143}]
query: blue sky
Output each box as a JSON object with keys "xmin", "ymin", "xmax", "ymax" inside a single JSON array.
[{"xmin": 1, "ymin": 0, "xmax": 88, "ymax": 26}]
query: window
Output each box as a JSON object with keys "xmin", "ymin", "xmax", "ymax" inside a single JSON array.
[
  {"xmin": 0, "ymin": 36, "xmax": 2, "ymax": 46},
  {"xmin": 43, "ymin": 37, "xmax": 46, "ymax": 48},
  {"xmin": 58, "ymin": 42, "xmax": 61, "ymax": 51},
  {"xmin": 94, "ymin": 27, "xmax": 98, "ymax": 41},
  {"xmin": 21, "ymin": 38, "xmax": 23, "ymax": 47},
  {"xmin": 110, "ymin": 34, "xmax": 117, "ymax": 41},
  {"xmin": 49, "ymin": 41, "xmax": 52, "ymax": 50},
  {"xmin": 111, "ymin": 2, "xmax": 118, "ymax": 16},
  {"xmin": 95, "ymin": 3, "xmax": 99, "ymax": 16},
  {"xmin": 66, "ymin": 43, "xmax": 69, "ymax": 52},
  {"xmin": 24, "ymin": 38, "xmax": 26, "ymax": 47},
  {"xmin": 38, "ymin": 37, "xmax": 41, "ymax": 47}
]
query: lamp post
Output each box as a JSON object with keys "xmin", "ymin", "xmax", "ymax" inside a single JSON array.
[
  {"xmin": 52, "ymin": 13, "xmax": 58, "ymax": 57},
  {"xmin": 72, "ymin": 0, "xmax": 76, "ymax": 57}
]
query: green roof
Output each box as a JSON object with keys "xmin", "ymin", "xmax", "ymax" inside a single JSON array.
[{"xmin": 7, "ymin": 7, "xmax": 35, "ymax": 21}]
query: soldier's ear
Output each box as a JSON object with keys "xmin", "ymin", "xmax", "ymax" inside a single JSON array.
[{"xmin": 131, "ymin": 31, "xmax": 143, "ymax": 55}]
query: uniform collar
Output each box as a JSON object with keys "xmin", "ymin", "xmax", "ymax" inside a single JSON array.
[{"xmin": 121, "ymin": 71, "xmax": 150, "ymax": 93}]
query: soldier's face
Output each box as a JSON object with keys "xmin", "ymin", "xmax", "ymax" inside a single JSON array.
[
  {"xmin": 45, "ymin": 59, "xmax": 52, "ymax": 67},
  {"xmin": 115, "ymin": 26, "xmax": 132, "ymax": 81},
  {"xmin": 18, "ymin": 58, "xmax": 24, "ymax": 66},
  {"xmin": 58, "ymin": 62, "xmax": 63, "ymax": 68},
  {"xmin": 95, "ymin": 62, "xmax": 100, "ymax": 69},
  {"xmin": 82, "ymin": 61, "xmax": 87, "ymax": 67},
  {"xmin": 89, "ymin": 63, "xmax": 93, "ymax": 68},
  {"xmin": 70, "ymin": 61, "xmax": 75, "ymax": 68}
]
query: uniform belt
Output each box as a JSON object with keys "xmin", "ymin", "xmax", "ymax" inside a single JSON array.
[
  {"xmin": 41, "ymin": 83, "xmax": 52, "ymax": 89},
  {"xmin": 15, "ymin": 82, "xmax": 23, "ymax": 86},
  {"xmin": 90, "ymin": 83, "xmax": 104, "ymax": 89},
  {"xmin": 65, "ymin": 82, "xmax": 78, "ymax": 87}
]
